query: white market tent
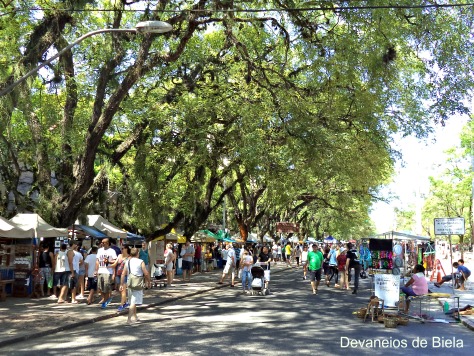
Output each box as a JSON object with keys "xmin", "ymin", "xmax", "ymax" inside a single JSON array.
[
  {"xmin": 372, "ymin": 231, "xmax": 430, "ymax": 242},
  {"xmin": 10, "ymin": 213, "xmax": 68, "ymax": 237},
  {"xmin": 85, "ymin": 215, "xmax": 127, "ymax": 239},
  {"xmin": 0, "ymin": 216, "xmax": 35, "ymax": 238},
  {"xmin": 247, "ymin": 233, "xmax": 258, "ymax": 243}
]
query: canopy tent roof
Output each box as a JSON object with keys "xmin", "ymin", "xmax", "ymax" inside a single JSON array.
[
  {"xmin": 263, "ymin": 235, "xmax": 273, "ymax": 242},
  {"xmin": 324, "ymin": 235, "xmax": 338, "ymax": 243},
  {"xmin": 246, "ymin": 233, "xmax": 258, "ymax": 243},
  {"xmin": 153, "ymin": 231, "xmax": 186, "ymax": 244},
  {"xmin": 10, "ymin": 213, "xmax": 68, "ymax": 238},
  {"xmin": 0, "ymin": 216, "xmax": 35, "ymax": 238},
  {"xmin": 84, "ymin": 215, "xmax": 127, "ymax": 239},
  {"xmin": 70, "ymin": 225, "xmax": 108, "ymax": 239},
  {"xmin": 372, "ymin": 231, "xmax": 431, "ymax": 242},
  {"xmin": 191, "ymin": 231, "xmax": 216, "ymax": 243},
  {"xmin": 125, "ymin": 231, "xmax": 145, "ymax": 242},
  {"xmin": 201, "ymin": 229, "xmax": 232, "ymax": 241},
  {"xmin": 288, "ymin": 235, "xmax": 300, "ymax": 243},
  {"xmin": 305, "ymin": 237, "xmax": 323, "ymax": 244}
]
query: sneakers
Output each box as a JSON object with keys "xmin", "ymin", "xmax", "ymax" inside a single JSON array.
[
  {"xmin": 76, "ymin": 294, "xmax": 86, "ymax": 300},
  {"xmin": 117, "ymin": 303, "xmax": 129, "ymax": 312},
  {"xmin": 334, "ymin": 284, "xmax": 340, "ymax": 288},
  {"xmin": 352, "ymin": 289, "xmax": 357, "ymax": 294},
  {"xmin": 101, "ymin": 297, "xmax": 113, "ymax": 309},
  {"xmin": 48, "ymin": 295, "xmax": 58, "ymax": 300}
]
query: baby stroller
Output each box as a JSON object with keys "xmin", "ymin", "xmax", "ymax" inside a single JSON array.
[
  {"xmin": 152, "ymin": 263, "xmax": 166, "ymax": 288},
  {"xmin": 250, "ymin": 263, "xmax": 270, "ymax": 295}
]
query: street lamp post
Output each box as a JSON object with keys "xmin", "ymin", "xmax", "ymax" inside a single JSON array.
[{"xmin": 0, "ymin": 21, "xmax": 172, "ymax": 97}]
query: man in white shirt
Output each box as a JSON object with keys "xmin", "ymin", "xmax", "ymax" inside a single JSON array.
[
  {"xmin": 218, "ymin": 244, "xmax": 236, "ymax": 287},
  {"xmin": 57, "ymin": 240, "xmax": 77, "ymax": 304},
  {"xmin": 71, "ymin": 245, "xmax": 83, "ymax": 303},
  {"xmin": 95, "ymin": 238, "xmax": 117, "ymax": 308},
  {"xmin": 84, "ymin": 246, "xmax": 98, "ymax": 305}
]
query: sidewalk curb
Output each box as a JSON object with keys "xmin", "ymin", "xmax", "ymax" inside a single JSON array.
[{"xmin": 0, "ymin": 267, "xmax": 290, "ymax": 348}]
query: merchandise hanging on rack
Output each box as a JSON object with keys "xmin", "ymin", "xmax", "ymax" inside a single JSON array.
[
  {"xmin": 359, "ymin": 241, "xmax": 372, "ymax": 271},
  {"xmin": 392, "ymin": 242, "xmax": 403, "ymax": 276},
  {"xmin": 368, "ymin": 239, "xmax": 393, "ymax": 274},
  {"xmin": 423, "ymin": 241, "xmax": 436, "ymax": 276}
]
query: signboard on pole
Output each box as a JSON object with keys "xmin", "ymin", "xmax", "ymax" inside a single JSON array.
[
  {"xmin": 434, "ymin": 217, "xmax": 465, "ymax": 235},
  {"xmin": 276, "ymin": 222, "xmax": 300, "ymax": 233},
  {"xmin": 374, "ymin": 274, "xmax": 400, "ymax": 307}
]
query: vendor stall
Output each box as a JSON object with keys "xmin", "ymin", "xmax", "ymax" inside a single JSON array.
[
  {"xmin": 0, "ymin": 217, "xmax": 35, "ymax": 300},
  {"xmin": 8, "ymin": 214, "xmax": 68, "ymax": 297},
  {"xmin": 370, "ymin": 232, "xmax": 431, "ymax": 271}
]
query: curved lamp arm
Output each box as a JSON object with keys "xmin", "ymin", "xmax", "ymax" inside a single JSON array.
[{"xmin": 0, "ymin": 21, "xmax": 172, "ymax": 97}]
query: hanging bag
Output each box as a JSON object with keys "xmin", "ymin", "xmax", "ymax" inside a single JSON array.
[
  {"xmin": 127, "ymin": 260, "xmax": 145, "ymax": 290},
  {"xmin": 47, "ymin": 275, "xmax": 54, "ymax": 289}
]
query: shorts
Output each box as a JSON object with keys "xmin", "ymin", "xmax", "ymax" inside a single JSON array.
[
  {"xmin": 68, "ymin": 273, "xmax": 77, "ymax": 289},
  {"xmin": 39, "ymin": 267, "xmax": 52, "ymax": 284},
  {"xmin": 53, "ymin": 272, "xmax": 67, "ymax": 287},
  {"xmin": 302, "ymin": 261, "xmax": 307, "ymax": 266},
  {"xmin": 223, "ymin": 263, "xmax": 235, "ymax": 275},
  {"xmin": 98, "ymin": 273, "xmax": 113, "ymax": 293},
  {"xmin": 308, "ymin": 269, "xmax": 322, "ymax": 282},
  {"xmin": 166, "ymin": 262, "xmax": 174, "ymax": 272},
  {"xmin": 87, "ymin": 277, "xmax": 98, "ymax": 291},
  {"xmin": 128, "ymin": 289, "xmax": 143, "ymax": 306},
  {"xmin": 115, "ymin": 275, "xmax": 128, "ymax": 285},
  {"xmin": 182, "ymin": 260, "xmax": 193, "ymax": 270},
  {"xmin": 78, "ymin": 268, "xmax": 86, "ymax": 276},
  {"xmin": 194, "ymin": 257, "xmax": 202, "ymax": 266},
  {"xmin": 272, "ymin": 252, "xmax": 277, "ymax": 259}
]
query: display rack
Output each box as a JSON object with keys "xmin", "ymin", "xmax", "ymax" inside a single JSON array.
[
  {"xmin": 12, "ymin": 243, "xmax": 33, "ymax": 297},
  {"xmin": 369, "ymin": 239, "xmax": 393, "ymax": 274}
]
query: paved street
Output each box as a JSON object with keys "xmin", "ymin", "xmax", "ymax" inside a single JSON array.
[{"xmin": 0, "ymin": 265, "xmax": 472, "ymax": 355}]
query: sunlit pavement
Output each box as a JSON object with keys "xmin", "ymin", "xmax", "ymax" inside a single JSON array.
[
  {"xmin": 0, "ymin": 260, "xmax": 473, "ymax": 354},
  {"xmin": 0, "ymin": 263, "xmax": 289, "ymax": 347}
]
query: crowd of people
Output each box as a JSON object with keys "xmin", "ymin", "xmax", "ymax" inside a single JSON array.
[
  {"xmin": 38, "ymin": 238, "xmax": 366, "ymax": 307},
  {"xmin": 37, "ymin": 238, "xmax": 152, "ymax": 324},
  {"xmin": 40, "ymin": 236, "xmax": 466, "ymax": 322}
]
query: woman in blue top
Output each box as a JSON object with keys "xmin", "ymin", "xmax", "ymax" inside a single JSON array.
[{"xmin": 327, "ymin": 245, "xmax": 339, "ymax": 287}]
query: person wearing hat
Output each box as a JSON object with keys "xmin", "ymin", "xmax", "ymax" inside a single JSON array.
[
  {"xmin": 337, "ymin": 247, "xmax": 349, "ymax": 290},
  {"xmin": 307, "ymin": 244, "xmax": 324, "ymax": 294}
]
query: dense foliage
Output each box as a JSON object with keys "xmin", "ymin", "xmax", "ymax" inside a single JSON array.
[{"xmin": 1, "ymin": 1, "xmax": 473, "ymax": 241}]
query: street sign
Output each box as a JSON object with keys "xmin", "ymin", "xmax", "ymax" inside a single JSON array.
[
  {"xmin": 434, "ymin": 217, "xmax": 465, "ymax": 235},
  {"xmin": 276, "ymin": 222, "xmax": 300, "ymax": 233}
]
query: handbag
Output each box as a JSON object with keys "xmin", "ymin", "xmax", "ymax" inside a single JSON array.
[
  {"xmin": 127, "ymin": 260, "xmax": 145, "ymax": 290},
  {"xmin": 47, "ymin": 276, "xmax": 54, "ymax": 289}
]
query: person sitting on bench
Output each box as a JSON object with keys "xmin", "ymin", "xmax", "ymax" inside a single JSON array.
[
  {"xmin": 434, "ymin": 261, "xmax": 471, "ymax": 290},
  {"xmin": 401, "ymin": 264, "xmax": 428, "ymax": 313}
]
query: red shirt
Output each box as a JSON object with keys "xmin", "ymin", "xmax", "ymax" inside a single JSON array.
[{"xmin": 337, "ymin": 254, "xmax": 347, "ymax": 271}]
